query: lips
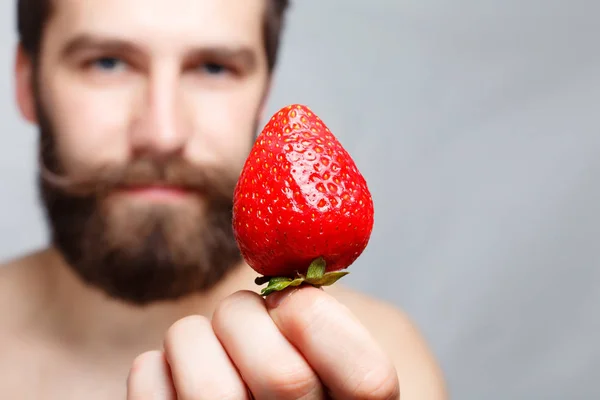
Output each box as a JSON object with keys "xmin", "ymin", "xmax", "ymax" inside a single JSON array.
[{"xmin": 117, "ymin": 185, "xmax": 194, "ymax": 201}]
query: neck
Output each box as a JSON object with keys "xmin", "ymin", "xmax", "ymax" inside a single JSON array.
[{"xmin": 34, "ymin": 247, "xmax": 259, "ymax": 359}]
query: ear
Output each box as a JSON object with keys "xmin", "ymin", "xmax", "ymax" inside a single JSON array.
[{"xmin": 15, "ymin": 44, "xmax": 38, "ymax": 124}]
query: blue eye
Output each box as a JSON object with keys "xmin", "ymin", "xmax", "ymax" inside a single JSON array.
[
  {"xmin": 201, "ymin": 63, "xmax": 227, "ymax": 75},
  {"xmin": 93, "ymin": 57, "xmax": 125, "ymax": 71}
]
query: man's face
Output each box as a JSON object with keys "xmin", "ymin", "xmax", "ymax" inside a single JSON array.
[{"xmin": 17, "ymin": 0, "xmax": 271, "ymax": 304}]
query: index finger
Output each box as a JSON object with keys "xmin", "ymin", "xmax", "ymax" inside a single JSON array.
[{"xmin": 266, "ymin": 286, "xmax": 400, "ymax": 400}]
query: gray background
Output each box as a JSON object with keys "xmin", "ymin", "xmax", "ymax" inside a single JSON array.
[{"xmin": 1, "ymin": 0, "xmax": 599, "ymax": 398}]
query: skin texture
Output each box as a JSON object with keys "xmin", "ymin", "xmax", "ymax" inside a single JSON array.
[
  {"xmin": 233, "ymin": 104, "xmax": 375, "ymax": 277},
  {"xmin": 0, "ymin": 0, "xmax": 448, "ymax": 398}
]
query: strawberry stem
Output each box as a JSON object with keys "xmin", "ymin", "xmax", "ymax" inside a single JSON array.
[{"xmin": 256, "ymin": 257, "xmax": 349, "ymax": 296}]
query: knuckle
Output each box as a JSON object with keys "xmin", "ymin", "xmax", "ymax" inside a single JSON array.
[
  {"xmin": 352, "ymin": 366, "xmax": 400, "ymax": 400},
  {"xmin": 212, "ymin": 290, "xmax": 257, "ymax": 331},
  {"xmin": 262, "ymin": 363, "xmax": 321, "ymax": 399},
  {"xmin": 211, "ymin": 299, "xmax": 236, "ymax": 333},
  {"xmin": 213, "ymin": 292, "xmax": 239, "ymax": 318},
  {"xmin": 283, "ymin": 294, "xmax": 331, "ymax": 341},
  {"xmin": 164, "ymin": 315, "xmax": 211, "ymax": 350},
  {"xmin": 127, "ymin": 350, "xmax": 164, "ymax": 387},
  {"xmin": 131, "ymin": 349, "xmax": 164, "ymax": 371},
  {"xmin": 177, "ymin": 384, "xmax": 245, "ymax": 400}
]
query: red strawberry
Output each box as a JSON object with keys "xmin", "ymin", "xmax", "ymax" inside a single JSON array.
[{"xmin": 232, "ymin": 104, "xmax": 374, "ymax": 295}]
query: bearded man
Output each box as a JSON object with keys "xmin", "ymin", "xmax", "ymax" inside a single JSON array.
[{"xmin": 0, "ymin": 0, "xmax": 447, "ymax": 398}]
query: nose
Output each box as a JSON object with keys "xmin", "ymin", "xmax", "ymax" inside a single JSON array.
[{"xmin": 129, "ymin": 68, "xmax": 191, "ymax": 158}]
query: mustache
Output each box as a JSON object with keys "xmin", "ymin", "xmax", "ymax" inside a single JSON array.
[{"xmin": 39, "ymin": 154, "xmax": 237, "ymax": 201}]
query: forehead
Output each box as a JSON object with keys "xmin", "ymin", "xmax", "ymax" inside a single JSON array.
[{"xmin": 45, "ymin": 0, "xmax": 267, "ymax": 52}]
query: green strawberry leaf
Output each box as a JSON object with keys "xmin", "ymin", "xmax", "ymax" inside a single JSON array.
[
  {"xmin": 307, "ymin": 271, "xmax": 349, "ymax": 286},
  {"xmin": 260, "ymin": 276, "xmax": 304, "ymax": 296},
  {"xmin": 256, "ymin": 257, "xmax": 349, "ymax": 296},
  {"xmin": 306, "ymin": 257, "xmax": 326, "ymax": 280}
]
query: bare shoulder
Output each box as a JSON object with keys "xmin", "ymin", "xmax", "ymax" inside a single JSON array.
[
  {"xmin": 0, "ymin": 256, "xmax": 28, "ymax": 335},
  {"xmin": 0, "ymin": 250, "xmax": 50, "ymax": 326},
  {"xmin": 327, "ymin": 285, "xmax": 448, "ymax": 400},
  {"xmin": 0, "ymin": 256, "xmax": 26, "ymax": 303}
]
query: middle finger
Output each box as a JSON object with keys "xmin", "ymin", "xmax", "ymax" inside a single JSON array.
[
  {"xmin": 212, "ymin": 290, "xmax": 325, "ymax": 399},
  {"xmin": 163, "ymin": 315, "xmax": 249, "ymax": 400}
]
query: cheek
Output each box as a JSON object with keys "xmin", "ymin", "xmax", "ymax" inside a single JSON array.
[
  {"xmin": 44, "ymin": 74, "xmax": 134, "ymax": 173},
  {"xmin": 185, "ymin": 83, "xmax": 263, "ymax": 171}
]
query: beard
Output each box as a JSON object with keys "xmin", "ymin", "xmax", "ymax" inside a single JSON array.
[{"xmin": 34, "ymin": 94, "xmax": 252, "ymax": 306}]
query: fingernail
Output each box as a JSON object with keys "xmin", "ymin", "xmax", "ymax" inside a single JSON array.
[{"xmin": 266, "ymin": 287, "xmax": 298, "ymax": 309}]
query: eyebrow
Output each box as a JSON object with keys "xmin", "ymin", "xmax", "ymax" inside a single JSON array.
[
  {"xmin": 60, "ymin": 34, "xmax": 137, "ymax": 58},
  {"xmin": 60, "ymin": 34, "xmax": 258, "ymax": 69}
]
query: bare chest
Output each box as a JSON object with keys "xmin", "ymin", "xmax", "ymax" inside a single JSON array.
[{"xmin": 0, "ymin": 338, "xmax": 130, "ymax": 400}]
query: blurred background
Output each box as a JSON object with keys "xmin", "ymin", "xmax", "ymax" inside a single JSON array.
[{"xmin": 1, "ymin": 0, "xmax": 599, "ymax": 398}]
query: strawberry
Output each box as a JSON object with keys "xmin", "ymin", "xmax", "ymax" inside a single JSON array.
[{"xmin": 232, "ymin": 104, "xmax": 374, "ymax": 296}]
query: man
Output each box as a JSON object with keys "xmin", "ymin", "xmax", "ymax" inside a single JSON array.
[{"xmin": 0, "ymin": 0, "xmax": 447, "ymax": 398}]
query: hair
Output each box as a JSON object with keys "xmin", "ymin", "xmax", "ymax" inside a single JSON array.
[{"xmin": 16, "ymin": 0, "xmax": 290, "ymax": 71}]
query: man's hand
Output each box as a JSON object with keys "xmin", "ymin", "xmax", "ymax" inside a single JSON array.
[{"xmin": 126, "ymin": 286, "xmax": 400, "ymax": 399}]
